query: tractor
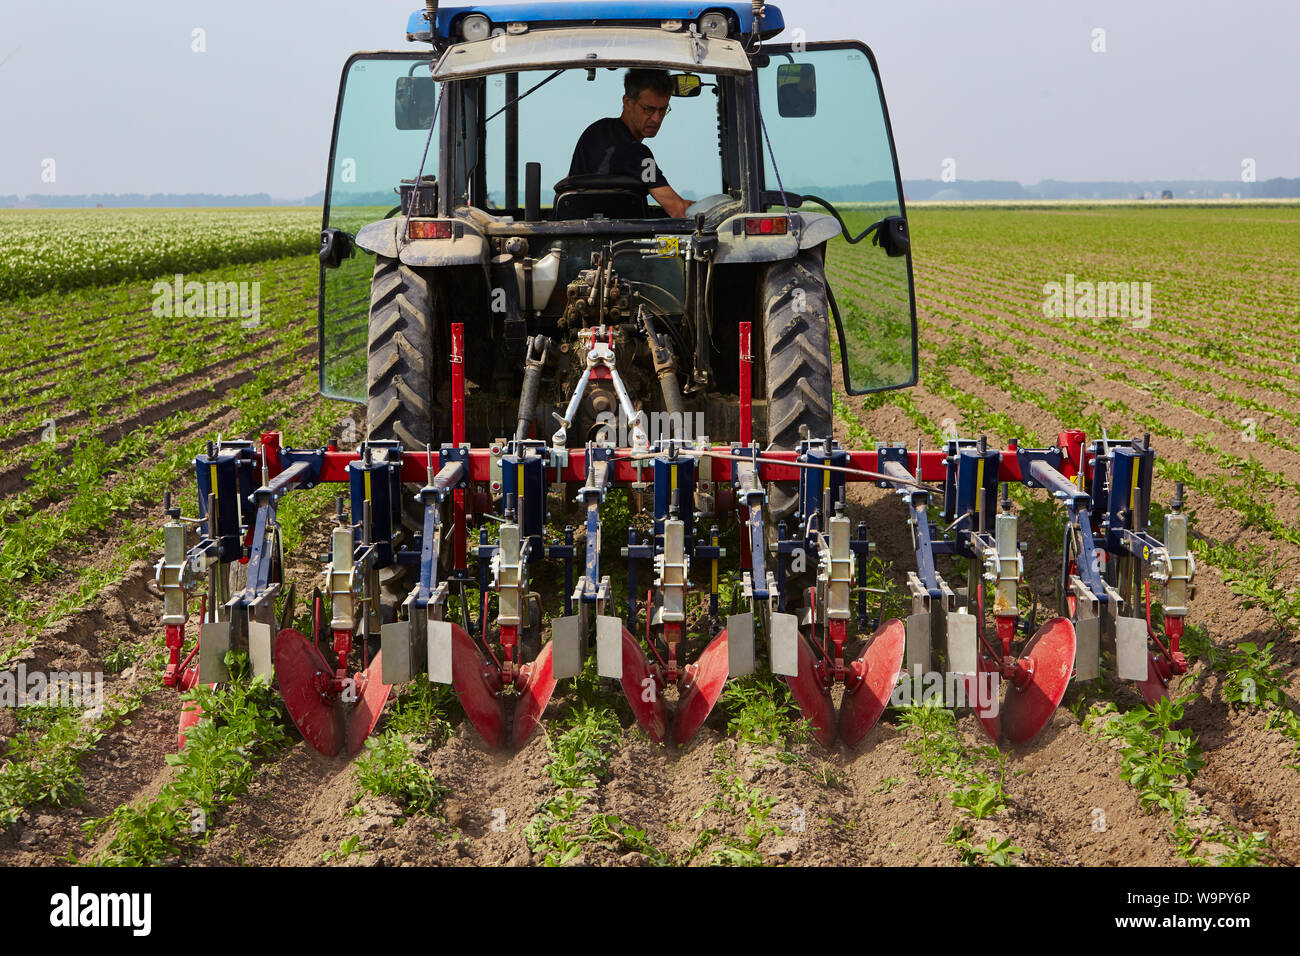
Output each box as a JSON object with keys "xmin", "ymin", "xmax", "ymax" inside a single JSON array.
[{"xmin": 153, "ymin": 1, "xmax": 1196, "ymax": 756}]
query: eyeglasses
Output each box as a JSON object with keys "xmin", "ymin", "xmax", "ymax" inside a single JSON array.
[{"xmin": 635, "ymin": 101, "xmax": 671, "ymax": 118}]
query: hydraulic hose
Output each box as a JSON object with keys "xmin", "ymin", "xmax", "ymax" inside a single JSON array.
[
  {"xmin": 515, "ymin": 335, "xmax": 551, "ymax": 442},
  {"xmin": 643, "ymin": 314, "xmax": 686, "ymax": 426}
]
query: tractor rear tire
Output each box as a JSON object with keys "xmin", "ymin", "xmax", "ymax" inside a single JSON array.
[
  {"xmin": 368, "ymin": 256, "xmax": 437, "ymax": 455},
  {"xmin": 761, "ymin": 248, "xmax": 835, "ymax": 527},
  {"xmin": 366, "ymin": 256, "xmax": 442, "ymax": 615}
]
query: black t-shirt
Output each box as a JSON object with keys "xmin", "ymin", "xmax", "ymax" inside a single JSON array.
[{"xmin": 568, "ymin": 117, "xmax": 670, "ymax": 190}]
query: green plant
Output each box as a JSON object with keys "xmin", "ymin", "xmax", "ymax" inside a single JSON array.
[
  {"xmin": 0, "ymin": 708, "xmax": 102, "ymax": 826},
  {"xmin": 588, "ymin": 813, "xmax": 666, "ymax": 864},
  {"xmin": 897, "ymin": 702, "xmax": 968, "ymax": 782},
  {"xmin": 523, "ymin": 704, "xmax": 644, "ymax": 866},
  {"xmin": 720, "ymin": 674, "xmax": 809, "ymax": 752},
  {"xmin": 0, "ymin": 685, "xmax": 149, "ymax": 828},
  {"xmin": 322, "ymin": 834, "xmax": 366, "ymax": 863},
  {"xmin": 950, "ymin": 778, "xmax": 1002, "ymax": 820},
  {"xmin": 84, "ymin": 652, "xmax": 289, "ymax": 865},
  {"xmin": 383, "ymin": 680, "xmax": 455, "ymax": 743},
  {"xmin": 1222, "ymin": 641, "xmax": 1288, "ymax": 709},
  {"xmin": 1204, "ymin": 828, "xmax": 1273, "ymax": 867},
  {"xmin": 102, "ymin": 643, "xmax": 137, "ymax": 675},
  {"xmin": 944, "ymin": 823, "xmax": 1023, "ymax": 866},
  {"xmin": 354, "ymin": 730, "xmax": 445, "ymax": 815},
  {"xmin": 1098, "ymin": 695, "xmax": 1204, "ymax": 814}
]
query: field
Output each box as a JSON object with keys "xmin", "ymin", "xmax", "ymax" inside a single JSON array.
[{"xmin": 0, "ymin": 204, "xmax": 1297, "ymax": 868}]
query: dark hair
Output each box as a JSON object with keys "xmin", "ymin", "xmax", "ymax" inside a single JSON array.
[{"xmin": 624, "ymin": 69, "xmax": 674, "ymax": 100}]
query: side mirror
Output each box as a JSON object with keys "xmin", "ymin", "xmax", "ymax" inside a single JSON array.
[
  {"xmin": 776, "ymin": 63, "xmax": 816, "ymax": 117},
  {"xmin": 873, "ymin": 216, "xmax": 909, "ymax": 258},
  {"xmin": 395, "ymin": 76, "xmax": 438, "ymax": 130},
  {"xmin": 672, "ymin": 73, "xmax": 703, "ymax": 97},
  {"xmin": 320, "ymin": 228, "xmax": 354, "ymax": 269}
]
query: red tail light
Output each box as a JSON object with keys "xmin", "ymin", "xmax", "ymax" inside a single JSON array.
[
  {"xmin": 408, "ymin": 220, "xmax": 454, "ymax": 240},
  {"xmin": 743, "ymin": 216, "xmax": 789, "ymax": 236}
]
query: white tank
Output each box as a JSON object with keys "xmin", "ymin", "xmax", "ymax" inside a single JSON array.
[{"xmin": 515, "ymin": 247, "xmax": 562, "ymax": 310}]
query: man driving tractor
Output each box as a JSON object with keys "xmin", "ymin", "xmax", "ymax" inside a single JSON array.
[{"xmin": 569, "ymin": 68, "xmax": 692, "ymax": 218}]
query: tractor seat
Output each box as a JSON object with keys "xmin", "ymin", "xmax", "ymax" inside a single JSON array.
[{"xmin": 552, "ymin": 174, "xmax": 649, "ymax": 220}]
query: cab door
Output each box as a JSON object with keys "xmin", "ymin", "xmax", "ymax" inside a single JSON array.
[
  {"xmin": 757, "ymin": 41, "xmax": 918, "ymax": 394},
  {"xmin": 320, "ymin": 52, "xmax": 438, "ymax": 402}
]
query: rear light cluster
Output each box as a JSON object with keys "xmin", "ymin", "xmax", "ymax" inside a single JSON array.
[
  {"xmin": 743, "ymin": 216, "xmax": 789, "ymax": 236},
  {"xmin": 408, "ymin": 220, "xmax": 456, "ymax": 240}
]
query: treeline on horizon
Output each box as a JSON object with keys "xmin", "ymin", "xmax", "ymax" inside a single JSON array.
[{"xmin": 5, "ymin": 178, "xmax": 1300, "ymax": 207}]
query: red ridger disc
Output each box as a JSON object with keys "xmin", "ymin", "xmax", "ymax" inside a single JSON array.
[
  {"xmin": 617, "ymin": 625, "xmax": 668, "ymax": 744},
  {"xmin": 448, "ymin": 622, "xmax": 507, "ymax": 749},
  {"xmin": 994, "ymin": 616, "xmax": 1077, "ymax": 744},
  {"xmin": 784, "ymin": 632, "xmax": 836, "ymax": 749},
  {"xmin": 1137, "ymin": 652, "xmax": 1172, "ymax": 708},
  {"xmin": 346, "ymin": 649, "xmax": 392, "ymax": 756},
  {"xmin": 176, "ymin": 655, "xmax": 211, "ymax": 750},
  {"xmin": 672, "ymin": 630, "xmax": 730, "ymax": 747},
  {"xmin": 275, "ymin": 629, "xmax": 346, "ymax": 756},
  {"xmin": 839, "ymin": 619, "xmax": 906, "ymax": 749},
  {"xmin": 512, "ymin": 640, "xmax": 559, "ymax": 749}
]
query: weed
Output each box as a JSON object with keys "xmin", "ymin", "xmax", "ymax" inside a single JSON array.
[
  {"xmin": 84, "ymin": 652, "xmax": 289, "ymax": 865},
  {"xmin": 944, "ymin": 823, "xmax": 1023, "ymax": 867},
  {"xmin": 720, "ymin": 674, "xmax": 809, "ymax": 752},
  {"xmin": 101, "ymin": 643, "xmax": 137, "ymax": 675},
  {"xmin": 354, "ymin": 730, "xmax": 445, "ymax": 815},
  {"xmin": 322, "ymin": 834, "xmax": 366, "ymax": 863},
  {"xmin": 897, "ymin": 702, "xmax": 968, "ymax": 783},
  {"xmin": 701, "ymin": 762, "xmax": 784, "ymax": 866},
  {"xmin": 523, "ymin": 704, "xmax": 646, "ymax": 866},
  {"xmin": 384, "ymin": 681, "xmax": 454, "ymax": 743}
]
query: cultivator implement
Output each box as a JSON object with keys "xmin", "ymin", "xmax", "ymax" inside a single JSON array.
[{"xmin": 154, "ymin": 321, "xmax": 1195, "ymax": 754}]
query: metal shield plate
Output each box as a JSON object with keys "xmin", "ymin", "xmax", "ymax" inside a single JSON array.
[
  {"xmin": 550, "ymin": 615, "xmax": 583, "ymax": 679},
  {"xmin": 427, "ymin": 620, "xmax": 453, "ymax": 684},
  {"xmin": 726, "ymin": 613, "xmax": 754, "ymax": 677},
  {"xmin": 248, "ymin": 621, "xmax": 274, "ymax": 681},
  {"xmin": 770, "ymin": 612, "xmax": 799, "ymax": 677},
  {"xmin": 945, "ymin": 612, "xmax": 978, "ymax": 676},
  {"xmin": 1073, "ymin": 616, "xmax": 1101, "ymax": 681},
  {"xmin": 597, "ymin": 615, "xmax": 624, "ymax": 679},
  {"xmin": 198, "ymin": 621, "xmax": 232, "ymax": 683},
  {"xmin": 381, "ymin": 621, "xmax": 413, "ymax": 684},
  {"xmin": 1115, "ymin": 616, "xmax": 1150, "ymax": 681},
  {"xmin": 905, "ymin": 613, "xmax": 932, "ymax": 673}
]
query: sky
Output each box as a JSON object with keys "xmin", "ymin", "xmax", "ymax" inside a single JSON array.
[{"xmin": 1, "ymin": 0, "xmax": 1296, "ymax": 198}]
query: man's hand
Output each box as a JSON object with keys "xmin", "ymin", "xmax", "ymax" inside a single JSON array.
[{"xmin": 650, "ymin": 184, "xmax": 691, "ymax": 219}]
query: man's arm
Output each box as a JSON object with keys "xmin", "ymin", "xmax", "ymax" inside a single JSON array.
[{"xmin": 649, "ymin": 184, "xmax": 691, "ymax": 219}]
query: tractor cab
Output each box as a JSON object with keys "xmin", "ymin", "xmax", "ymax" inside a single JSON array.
[{"xmin": 319, "ymin": 1, "xmax": 918, "ymax": 427}]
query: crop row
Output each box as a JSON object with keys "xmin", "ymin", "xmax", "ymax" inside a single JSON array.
[
  {"xmin": 0, "ymin": 260, "xmax": 316, "ymax": 494},
  {"xmin": 0, "ymin": 208, "xmax": 319, "ymax": 300}
]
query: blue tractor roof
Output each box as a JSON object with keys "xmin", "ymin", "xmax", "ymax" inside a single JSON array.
[{"xmin": 406, "ymin": 2, "xmax": 785, "ymax": 41}]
